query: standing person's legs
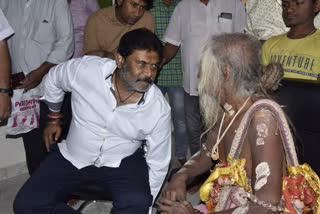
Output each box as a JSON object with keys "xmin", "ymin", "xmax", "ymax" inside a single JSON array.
[
  {"xmin": 298, "ymin": 130, "xmax": 320, "ymax": 175},
  {"xmin": 13, "ymin": 144, "xmax": 87, "ymax": 214},
  {"xmin": 276, "ymin": 81, "xmax": 320, "ymax": 174},
  {"xmin": 22, "ymin": 93, "xmax": 72, "ymax": 175},
  {"xmin": 22, "ymin": 102, "xmax": 49, "ymax": 175},
  {"xmin": 94, "ymin": 148, "xmax": 152, "ymax": 214},
  {"xmin": 292, "ymin": 83, "xmax": 320, "ymax": 176},
  {"xmin": 167, "ymin": 86, "xmax": 187, "ymax": 162},
  {"xmin": 184, "ymin": 92, "xmax": 202, "ymax": 155}
]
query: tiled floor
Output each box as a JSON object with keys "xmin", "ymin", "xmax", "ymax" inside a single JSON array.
[{"xmin": 0, "ymin": 158, "xmax": 201, "ymax": 214}]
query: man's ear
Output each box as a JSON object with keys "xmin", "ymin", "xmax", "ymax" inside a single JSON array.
[
  {"xmin": 222, "ymin": 65, "xmax": 231, "ymax": 82},
  {"xmin": 115, "ymin": 53, "xmax": 125, "ymax": 69},
  {"xmin": 116, "ymin": 0, "xmax": 124, "ymax": 6}
]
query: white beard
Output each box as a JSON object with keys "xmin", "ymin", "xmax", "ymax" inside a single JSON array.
[{"xmin": 199, "ymin": 91, "xmax": 221, "ymax": 129}]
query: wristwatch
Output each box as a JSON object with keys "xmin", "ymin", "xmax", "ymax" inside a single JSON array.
[{"xmin": 0, "ymin": 88, "xmax": 13, "ymax": 96}]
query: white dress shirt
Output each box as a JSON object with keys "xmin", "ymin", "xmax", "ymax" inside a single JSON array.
[
  {"xmin": 163, "ymin": 0, "xmax": 245, "ymax": 96},
  {"xmin": 0, "ymin": 0, "xmax": 74, "ymax": 88},
  {"xmin": 0, "ymin": 8, "xmax": 13, "ymax": 40},
  {"xmin": 41, "ymin": 56, "xmax": 172, "ymax": 203}
]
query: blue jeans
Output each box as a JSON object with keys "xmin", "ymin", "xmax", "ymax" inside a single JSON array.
[
  {"xmin": 13, "ymin": 144, "xmax": 152, "ymax": 214},
  {"xmin": 184, "ymin": 92, "xmax": 203, "ymax": 156},
  {"xmin": 158, "ymin": 86, "xmax": 187, "ymax": 159}
]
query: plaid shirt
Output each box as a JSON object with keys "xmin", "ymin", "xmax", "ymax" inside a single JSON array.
[{"xmin": 151, "ymin": 0, "xmax": 182, "ymax": 87}]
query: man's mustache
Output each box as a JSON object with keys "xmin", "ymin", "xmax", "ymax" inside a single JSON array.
[{"xmin": 136, "ymin": 77, "xmax": 153, "ymax": 84}]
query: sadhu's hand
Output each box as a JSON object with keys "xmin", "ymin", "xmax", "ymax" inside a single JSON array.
[
  {"xmin": 17, "ymin": 62, "xmax": 55, "ymax": 91},
  {"xmin": 43, "ymin": 120, "xmax": 61, "ymax": 152},
  {"xmin": 159, "ymin": 198, "xmax": 199, "ymax": 214},
  {"xmin": 161, "ymin": 173, "xmax": 187, "ymax": 202}
]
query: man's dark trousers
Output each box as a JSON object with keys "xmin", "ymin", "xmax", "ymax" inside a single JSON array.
[
  {"xmin": 22, "ymin": 93, "xmax": 72, "ymax": 175},
  {"xmin": 13, "ymin": 145, "xmax": 152, "ymax": 214}
]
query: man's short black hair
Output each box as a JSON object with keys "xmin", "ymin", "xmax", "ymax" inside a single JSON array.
[
  {"xmin": 118, "ymin": 28, "xmax": 163, "ymax": 61},
  {"xmin": 116, "ymin": 0, "xmax": 153, "ymax": 10}
]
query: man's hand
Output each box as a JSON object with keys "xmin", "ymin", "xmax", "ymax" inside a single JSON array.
[
  {"xmin": 43, "ymin": 121, "xmax": 61, "ymax": 152},
  {"xmin": 0, "ymin": 93, "xmax": 11, "ymax": 120},
  {"xmin": 160, "ymin": 43, "xmax": 179, "ymax": 68},
  {"xmin": 159, "ymin": 198, "xmax": 198, "ymax": 214},
  {"xmin": 17, "ymin": 68, "xmax": 46, "ymax": 91},
  {"xmin": 162, "ymin": 173, "xmax": 187, "ymax": 201},
  {"xmin": 17, "ymin": 61, "xmax": 55, "ymax": 91}
]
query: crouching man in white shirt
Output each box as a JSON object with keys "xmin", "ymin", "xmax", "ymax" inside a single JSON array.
[{"xmin": 13, "ymin": 28, "xmax": 171, "ymax": 214}]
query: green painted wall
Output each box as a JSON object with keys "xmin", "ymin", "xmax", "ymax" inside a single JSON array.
[{"xmin": 97, "ymin": 0, "xmax": 113, "ymax": 8}]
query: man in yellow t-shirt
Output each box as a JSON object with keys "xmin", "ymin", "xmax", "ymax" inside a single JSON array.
[
  {"xmin": 245, "ymin": 0, "xmax": 320, "ymax": 42},
  {"xmin": 261, "ymin": 31, "xmax": 320, "ymax": 81},
  {"xmin": 261, "ymin": 0, "xmax": 320, "ymax": 175}
]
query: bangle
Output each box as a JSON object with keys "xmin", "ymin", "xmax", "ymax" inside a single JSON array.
[
  {"xmin": 47, "ymin": 114, "xmax": 62, "ymax": 119},
  {"xmin": 47, "ymin": 120, "xmax": 60, "ymax": 124},
  {"xmin": 247, "ymin": 192, "xmax": 284, "ymax": 212}
]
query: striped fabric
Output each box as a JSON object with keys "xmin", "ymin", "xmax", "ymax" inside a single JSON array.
[{"xmin": 150, "ymin": 0, "xmax": 183, "ymax": 87}]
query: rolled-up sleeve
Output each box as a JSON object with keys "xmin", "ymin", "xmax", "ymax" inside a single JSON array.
[
  {"xmin": 145, "ymin": 110, "xmax": 171, "ymax": 203},
  {"xmin": 162, "ymin": 4, "xmax": 182, "ymax": 46},
  {"xmin": 41, "ymin": 58, "xmax": 81, "ymax": 111},
  {"xmin": 46, "ymin": 0, "xmax": 74, "ymax": 64}
]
